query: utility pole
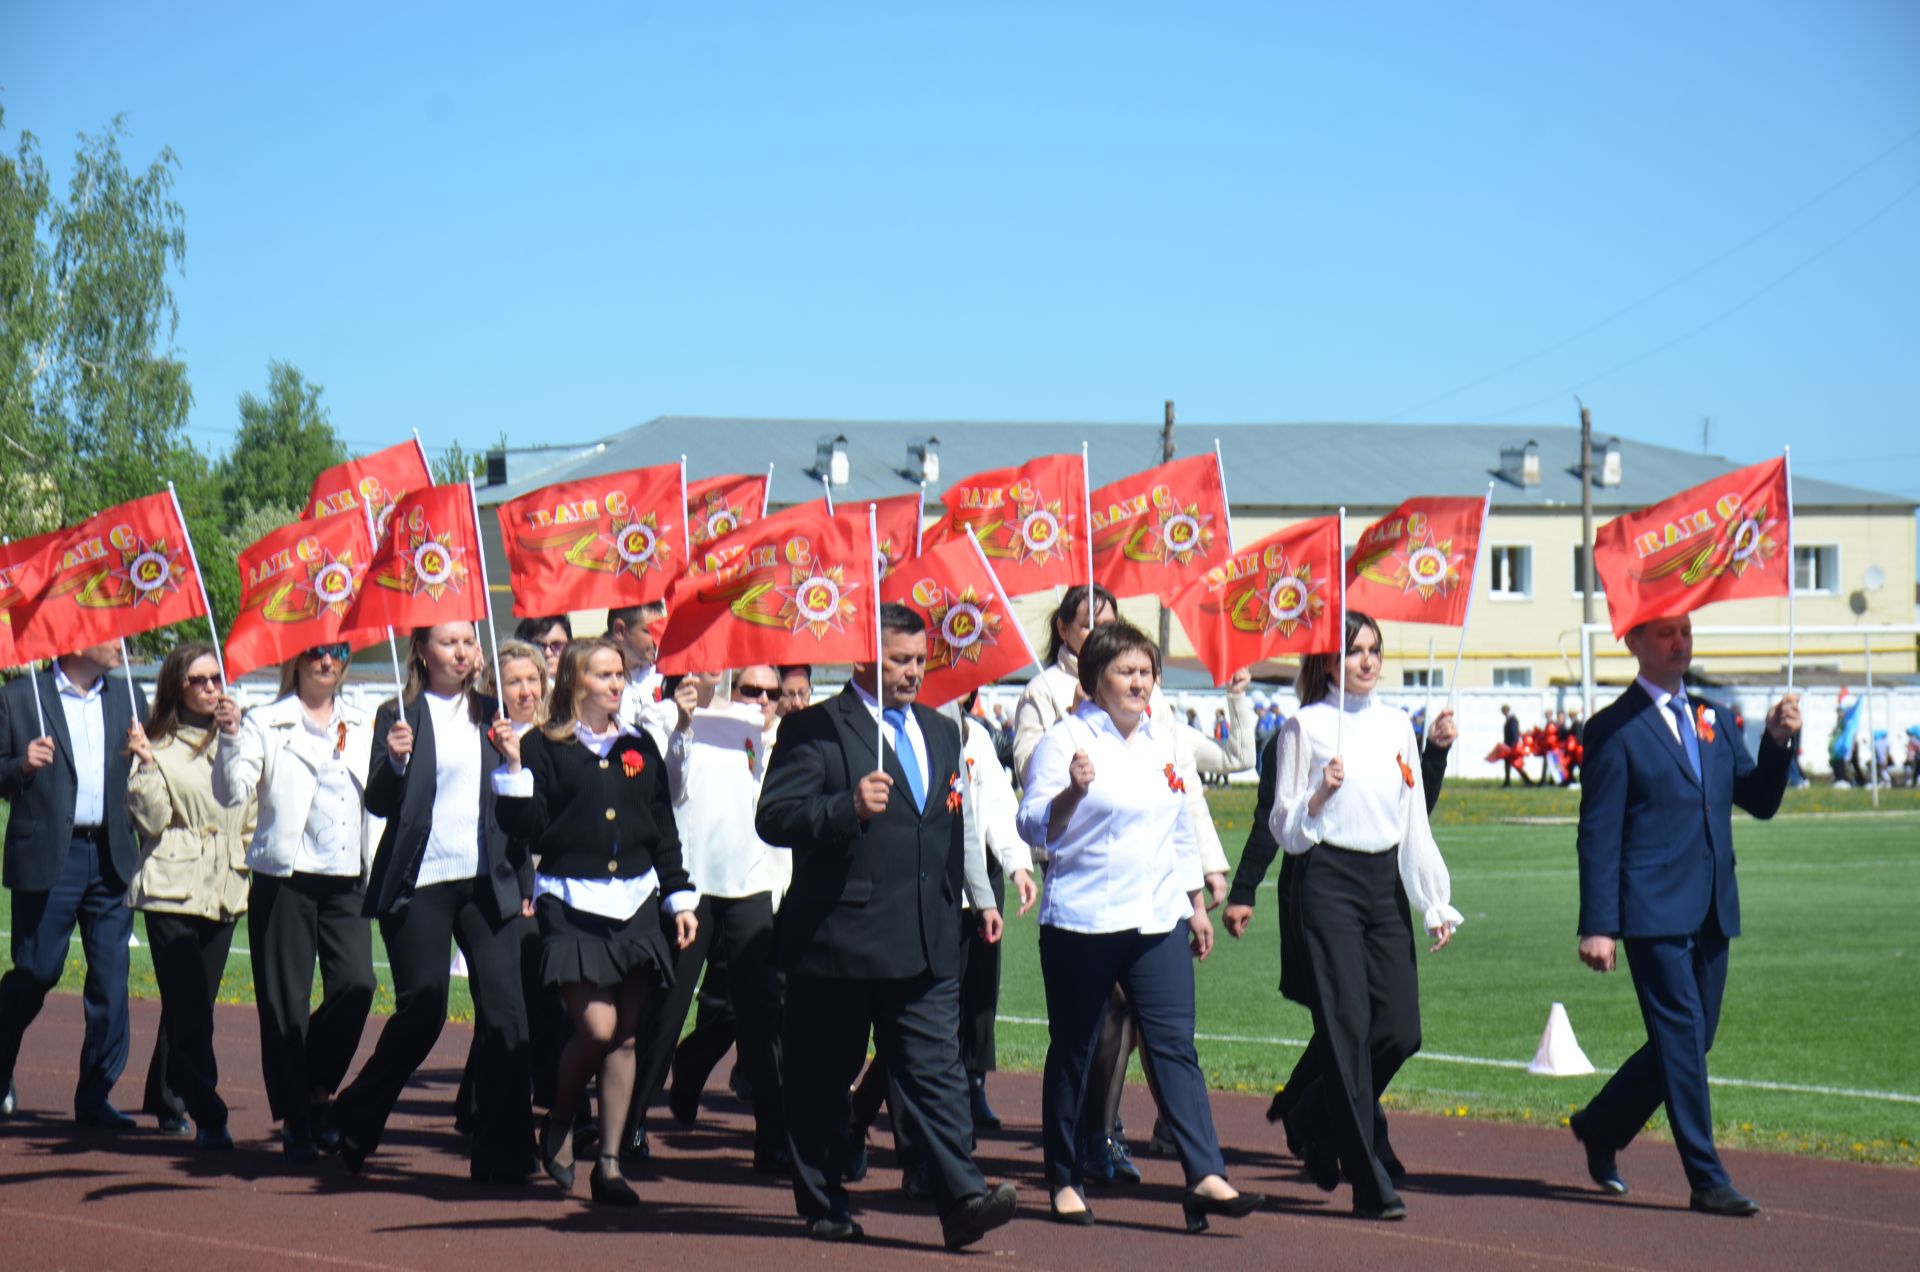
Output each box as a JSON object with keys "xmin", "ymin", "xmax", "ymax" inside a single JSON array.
[
  {"xmin": 1159, "ymin": 400, "xmax": 1175, "ymax": 655},
  {"xmin": 1578, "ymin": 399, "xmax": 1596, "ymax": 626}
]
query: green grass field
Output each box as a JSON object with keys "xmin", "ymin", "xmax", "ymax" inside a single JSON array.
[{"xmin": 6, "ymin": 785, "xmax": 1917, "ymax": 1166}]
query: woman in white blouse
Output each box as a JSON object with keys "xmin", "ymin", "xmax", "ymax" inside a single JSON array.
[
  {"xmin": 213, "ymin": 642, "xmax": 377, "ymax": 1164},
  {"xmin": 1266, "ymin": 611, "xmax": 1462, "ymax": 1222},
  {"xmin": 1017, "ymin": 622, "xmax": 1260, "ymax": 1233}
]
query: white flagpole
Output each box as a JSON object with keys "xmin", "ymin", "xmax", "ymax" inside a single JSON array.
[
  {"xmin": 468, "ymin": 478, "xmax": 504, "ymax": 701},
  {"xmin": 1213, "ymin": 437, "xmax": 1236, "ymax": 554},
  {"xmin": 762, "ymin": 464, "xmax": 774, "ymax": 519},
  {"xmin": 1336, "ymin": 507, "xmax": 1348, "ymax": 756},
  {"xmin": 870, "ymin": 503, "xmax": 885, "ymax": 764},
  {"xmin": 119, "ymin": 637, "xmax": 138, "ymax": 715},
  {"xmin": 411, "ymin": 429, "xmax": 433, "ymax": 483},
  {"xmin": 1421, "ymin": 635, "xmax": 1436, "ymax": 756},
  {"xmin": 2, "ymin": 534, "xmax": 47, "ymax": 736},
  {"xmin": 820, "ymin": 473, "xmax": 835, "ymax": 515},
  {"xmin": 915, "ymin": 482, "xmax": 926, "ymax": 556},
  {"xmin": 167, "ymin": 482, "xmax": 227, "ymax": 685},
  {"xmin": 1783, "ymin": 445, "xmax": 1796, "ymax": 694},
  {"xmin": 966, "ymin": 525, "xmax": 1044, "ymax": 677},
  {"xmin": 1445, "ymin": 482, "xmax": 1496, "ymax": 719},
  {"xmin": 679, "ymin": 454, "xmax": 691, "ymax": 561},
  {"xmin": 1081, "ymin": 442, "xmax": 1094, "ymax": 611},
  {"xmin": 365, "ymin": 503, "xmax": 406, "ymax": 705}
]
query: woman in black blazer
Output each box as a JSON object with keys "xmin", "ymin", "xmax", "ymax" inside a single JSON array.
[
  {"xmin": 330, "ymin": 622, "xmax": 534, "ymax": 1184},
  {"xmin": 496, "ymin": 637, "xmax": 697, "ymax": 1207}
]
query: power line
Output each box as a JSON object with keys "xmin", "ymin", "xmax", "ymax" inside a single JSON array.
[{"xmin": 1383, "ymin": 123, "xmax": 1920, "ymax": 422}]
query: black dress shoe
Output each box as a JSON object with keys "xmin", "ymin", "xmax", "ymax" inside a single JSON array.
[
  {"xmin": 1353, "ymin": 1196, "xmax": 1408, "ymax": 1221},
  {"xmin": 1081, "ymin": 1133, "xmax": 1116, "ymax": 1186},
  {"xmin": 1048, "ymin": 1190, "xmax": 1096, "ymax": 1226},
  {"xmin": 1569, "ymin": 1111, "xmax": 1628, "ymax": 1196},
  {"xmin": 1690, "ymin": 1184, "xmax": 1760, "ymax": 1216},
  {"xmin": 75, "ymin": 1103, "xmax": 137, "ymax": 1131},
  {"xmin": 282, "ymin": 1127, "xmax": 320, "ymax": 1165},
  {"xmin": 194, "ymin": 1126, "xmax": 235, "ymax": 1151},
  {"xmin": 968, "ymin": 1072, "xmax": 1002, "ymax": 1131},
  {"xmin": 1284, "ymin": 1107, "xmax": 1339, "ymax": 1192},
  {"xmin": 1264, "ymin": 1090, "xmax": 1288, "ymax": 1125},
  {"xmin": 539, "ymin": 1113, "xmax": 576, "ymax": 1191},
  {"xmin": 620, "ymin": 1124, "xmax": 651, "ymax": 1166},
  {"xmin": 1181, "ymin": 1188, "xmax": 1263, "ymax": 1233},
  {"xmin": 157, "ymin": 1113, "xmax": 193, "ymax": 1137},
  {"xmin": 804, "ymin": 1216, "xmax": 864, "ymax": 1243},
  {"xmin": 1142, "ymin": 1117, "xmax": 1179, "ymax": 1158},
  {"xmin": 337, "ymin": 1133, "xmax": 368, "ymax": 1175},
  {"xmin": 590, "ymin": 1157, "xmax": 640, "ymax": 1207},
  {"xmin": 941, "ymin": 1182, "xmax": 1017, "ymax": 1250}
]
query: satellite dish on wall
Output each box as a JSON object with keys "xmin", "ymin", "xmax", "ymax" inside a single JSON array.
[{"xmin": 1863, "ymin": 565, "xmax": 1886, "ymax": 594}]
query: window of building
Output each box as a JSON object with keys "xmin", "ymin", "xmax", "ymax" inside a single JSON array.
[
  {"xmin": 1492, "ymin": 666, "xmax": 1533, "ymax": 688},
  {"xmin": 1402, "ymin": 668, "xmax": 1445, "ymax": 688},
  {"xmin": 1794, "ymin": 545, "xmax": 1839, "ymax": 595},
  {"xmin": 1570, "ymin": 545, "xmax": 1606, "ymax": 597},
  {"xmin": 1488, "ymin": 545, "xmax": 1532, "ymax": 599}
]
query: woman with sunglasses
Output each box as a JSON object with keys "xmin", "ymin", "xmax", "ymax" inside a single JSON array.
[
  {"xmin": 495, "ymin": 638, "xmax": 697, "ymax": 1207},
  {"xmin": 125, "ymin": 643, "xmax": 256, "ymax": 1148},
  {"xmin": 331, "ymin": 623, "xmax": 533, "ymax": 1184},
  {"xmin": 515, "ymin": 615, "xmax": 572, "ymax": 678},
  {"xmin": 213, "ymin": 641, "xmax": 377, "ymax": 1163}
]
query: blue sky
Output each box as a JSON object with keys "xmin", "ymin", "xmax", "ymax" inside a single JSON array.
[{"xmin": 4, "ymin": 3, "xmax": 1916, "ymax": 531}]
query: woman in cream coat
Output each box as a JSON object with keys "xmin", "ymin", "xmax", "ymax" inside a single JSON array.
[
  {"xmin": 126, "ymin": 643, "xmax": 257, "ymax": 1148},
  {"xmin": 212, "ymin": 642, "xmax": 377, "ymax": 1163}
]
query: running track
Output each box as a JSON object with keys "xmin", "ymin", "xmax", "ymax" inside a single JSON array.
[{"xmin": 0, "ymin": 997, "xmax": 1911, "ymax": 1270}]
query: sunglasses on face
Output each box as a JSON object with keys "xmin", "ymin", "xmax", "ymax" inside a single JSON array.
[
  {"xmin": 305, "ymin": 643, "xmax": 352, "ymax": 664},
  {"xmin": 184, "ymin": 673, "xmax": 224, "ymax": 691},
  {"xmin": 536, "ymin": 639, "xmax": 568, "ymax": 653},
  {"xmin": 735, "ymin": 684, "xmax": 779, "ymax": 701}
]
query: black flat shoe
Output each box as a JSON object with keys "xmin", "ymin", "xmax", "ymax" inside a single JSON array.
[
  {"xmin": 1690, "ymin": 1184, "xmax": 1760, "ymax": 1216},
  {"xmin": 157, "ymin": 1114, "xmax": 193, "ymax": 1137},
  {"xmin": 941, "ymin": 1182, "xmax": 1017, "ymax": 1251},
  {"xmin": 1107, "ymin": 1133, "xmax": 1142, "ymax": 1184},
  {"xmin": 1569, "ymin": 1111, "xmax": 1627, "ymax": 1196},
  {"xmin": 194, "ymin": 1126, "xmax": 234, "ymax": 1151},
  {"xmin": 1353, "ymin": 1197, "xmax": 1408, "ymax": 1221},
  {"xmin": 1182, "ymin": 1188, "xmax": 1263, "ymax": 1234},
  {"xmin": 1049, "ymin": 1190, "xmax": 1096, "ymax": 1226},
  {"xmin": 75, "ymin": 1103, "xmax": 137, "ymax": 1131},
  {"xmin": 539, "ymin": 1113, "xmax": 576, "ymax": 1191},
  {"xmin": 805, "ymin": 1216, "xmax": 864, "ymax": 1243},
  {"xmin": 1284, "ymin": 1106, "xmax": 1339, "ymax": 1192},
  {"xmin": 1081, "ymin": 1133, "xmax": 1117, "ymax": 1186},
  {"xmin": 968, "ymin": 1072, "xmax": 1002, "ymax": 1131},
  {"xmin": 590, "ymin": 1157, "xmax": 640, "ymax": 1207}
]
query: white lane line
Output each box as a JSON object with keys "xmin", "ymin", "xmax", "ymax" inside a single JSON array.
[
  {"xmin": 995, "ymin": 1014, "xmax": 1920, "ymax": 1105},
  {"xmin": 1, "ymin": 929, "xmax": 393, "ymax": 971}
]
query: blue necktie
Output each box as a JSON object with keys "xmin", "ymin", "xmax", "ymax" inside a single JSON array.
[
  {"xmin": 1667, "ymin": 697, "xmax": 1702, "ymax": 781},
  {"xmin": 883, "ymin": 707, "xmax": 926, "ymax": 811}
]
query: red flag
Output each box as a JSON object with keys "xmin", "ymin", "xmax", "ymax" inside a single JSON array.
[
  {"xmin": 1090, "ymin": 454, "xmax": 1229, "ymax": 600},
  {"xmin": 0, "ymin": 529, "xmax": 65, "ymax": 667},
  {"xmin": 343, "ymin": 484, "xmax": 489, "ymax": 633},
  {"xmin": 780, "ymin": 490, "xmax": 924, "ymax": 583},
  {"xmin": 1168, "ymin": 516, "xmax": 1343, "ymax": 686},
  {"xmin": 657, "ymin": 508, "xmax": 876, "ymax": 674},
  {"xmin": 224, "ymin": 514, "xmax": 379, "ymax": 680},
  {"xmin": 922, "ymin": 453, "xmax": 1087, "ymax": 596},
  {"xmin": 687, "ymin": 472, "xmax": 769, "ymax": 551},
  {"xmin": 1592, "ymin": 457, "xmax": 1789, "ymax": 637},
  {"xmin": 884, "ymin": 532, "xmax": 1038, "ymax": 708},
  {"xmin": 1344, "ymin": 496, "xmax": 1486, "ymax": 626},
  {"xmin": 9, "ymin": 493, "xmax": 210, "ymax": 663},
  {"xmin": 497, "ymin": 464, "xmax": 683, "ymax": 615},
  {"xmin": 305, "ymin": 439, "xmax": 433, "ymax": 537}
]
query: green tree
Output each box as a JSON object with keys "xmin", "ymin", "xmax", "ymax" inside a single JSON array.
[
  {"xmin": 0, "ymin": 107, "xmax": 61, "ymax": 539},
  {"xmin": 431, "ymin": 431, "xmax": 507, "ymax": 486},
  {"xmin": 218, "ymin": 360, "xmax": 346, "ymax": 528}
]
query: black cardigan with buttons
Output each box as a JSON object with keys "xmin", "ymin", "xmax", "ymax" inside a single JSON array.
[{"xmin": 495, "ymin": 726, "xmax": 691, "ymax": 892}]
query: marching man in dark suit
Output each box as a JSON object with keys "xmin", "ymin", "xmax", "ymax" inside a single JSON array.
[
  {"xmin": 755, "ymin": 603, "xmax": 1017, "ymax": 1249},
  {"xmin": 0, "ymin": 642, "xmax": 148, "ymax": 1126},
  {"xmin": 1571, "ymin": 613, "xmax": 1799, "ymax": 1216}
]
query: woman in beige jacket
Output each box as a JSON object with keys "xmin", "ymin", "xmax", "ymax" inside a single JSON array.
[{"xmin": 126, "ymin": 642, "xmax": 257, "ymax": 1149}]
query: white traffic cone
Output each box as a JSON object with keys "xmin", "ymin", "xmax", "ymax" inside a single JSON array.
[
  {"xmin": 448, "ymin": 948, "xmax": 469, "ymax": 978},
  {"xmin": 1527, "ymin": 1002, "xmax": 1596, "ymax": 1076}
]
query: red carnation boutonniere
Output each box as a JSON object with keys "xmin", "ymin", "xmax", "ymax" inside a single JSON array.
[
  {"xmin": 945, "ymin": 771, "xmax": 964, "ymax": 813},
  {"xmin": 743, "ymin": 737, "xmax": 758, "ymax": 776},
  {"xmin": 1164, "ymin": 762, "xmax": 1186, "ymax": 794},
  {"xmin": 621, "ymin": 748, "xmax": 647, "ymax": 778},
  {"xmin": 1395, "ymin": 752, "xmax": 1415, "ymax": 788},
  {"xmin": 1694, "ymin": 703, "xmax": 1716, "ymax": 745}
]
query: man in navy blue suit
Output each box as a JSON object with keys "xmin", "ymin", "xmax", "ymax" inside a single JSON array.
[{"xmin": 1570, "ymin": 614, "xmax": 1799, "ymax": 1217}]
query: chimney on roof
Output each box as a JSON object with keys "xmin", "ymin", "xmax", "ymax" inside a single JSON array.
[
  {"xmin": 815, "ymin": 433, "xmax": 850, "ymax": 487},
  {"xmin": 1598, "ymin": 436, "xmax": 1622, "ymax": 487},
  {"xmin": 906, "ymin": 436, "xmax": 940, "ymax": 484},
  {"xmin": 1500, "ymin": 439, "xmax": 1540, "ymax": 488},
  {"xmin": 485, "ymin": 449, "xmax": 507, "ymax": 487}
]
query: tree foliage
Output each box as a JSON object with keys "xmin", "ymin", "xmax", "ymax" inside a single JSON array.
[{"xmin": 218, "ymin": 360, "xmax": 346, "ymax": 523}]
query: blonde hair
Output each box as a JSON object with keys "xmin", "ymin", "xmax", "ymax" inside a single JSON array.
[
  {"xmin": 541, "ymin": 637, "xmax": 626, "ymax": 743},
  {"xmin": 485, "ymin": 639, "xmax": 550, "ymax": 726}
]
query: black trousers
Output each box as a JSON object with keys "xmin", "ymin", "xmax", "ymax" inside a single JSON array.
[
  {"xmin": 633, "ymin": 892, "xmax": 783, "ymax": 1153},
  {"xmin": 1038, "ymin": 924, "xmax": 1226, "ymax": 1190},
  {"xmin": 458, "ymin": 914, "xmax": 561, "ymax": 1116},
  {"xmin": 0, "ymin": 836, "xmax": 134, "ymax": 1113},
  {"xmin": 334, "ymin": 877, "xmax": 532, "ymax": 1174},
  {"xmin": 250, "ymin": 871, "xmax": 376, "ymax": 1130},
  {"xmin": 1293, "ymin": 845, "xmax": 1421, "ymax": 1210},
  {"xmin": 957, "ymin": 859, "xmax": 1004, "ymax": 1074},
  {"xmin": 783, "ymin": 970, "xmax": 984, "ymax": 1221},
  {"xmin": 669, "ymin": 951, "xmax": 738, "ymax": 1103},
  {"xmin": 139, "ymin": 912, "xmax": 235, "ymax": 1129}
]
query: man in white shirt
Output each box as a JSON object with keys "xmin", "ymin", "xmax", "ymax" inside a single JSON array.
[
  {"xmin": 0, "ymin": 641, "xmax": 147, "ymax": 1127},
  {"xmin": 608, "ymin": 602, "xmax": 666, "ymax": 721}
]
